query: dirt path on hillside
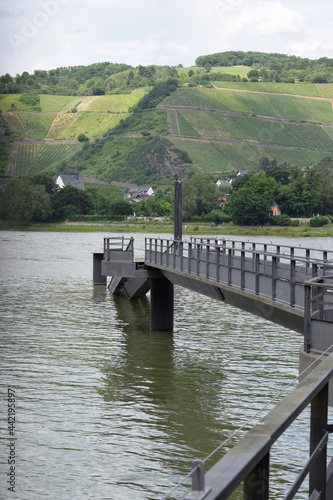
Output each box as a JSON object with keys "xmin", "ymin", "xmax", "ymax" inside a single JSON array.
[
  {"xmin": 15, "ymin": 139, "xmax": 80, "ymax": 144},
  {"xmin": 166, "ymin": 134, "xmax": 333, "ymax": 153},
  {"xmin": 115, "ymin": 132, "xmax": 333, "ymax": 153}
]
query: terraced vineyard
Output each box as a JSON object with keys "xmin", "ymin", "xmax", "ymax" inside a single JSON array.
[
  {"xmin": 1, "ymin": 77, "xmax": 333, "ymax": 181},
  {"xmin": 6, "ymin": 142, "xmax": 82, "ymax": 176},
  {"xmin": 161, "ymin": 82, "xmax": 333, "ymax": 178},
  {"xmin": 163, "ymin": 87, "xmax": 333, "ymax": 123},
  {"xmin": 175, "ymin": 110, "xmax": 333, "ymax": 150},
  {"xmin": 0, "ymin": 90, "xmax": 146, "ymax": 176}
]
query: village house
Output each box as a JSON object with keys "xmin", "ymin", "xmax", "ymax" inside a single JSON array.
[
  {"xmin": 56, "ymin": 166, "xmax": 85, "ymax": 190},
  {"xmin": 127, "ymin": 186, "xmax": 155, "ymax": 203}
]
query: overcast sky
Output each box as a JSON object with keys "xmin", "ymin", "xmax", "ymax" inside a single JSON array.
[{"xmin": 1, "ymin": 0, "xmax": 333, "ymax": 76}]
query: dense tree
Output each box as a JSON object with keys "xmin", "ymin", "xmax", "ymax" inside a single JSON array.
[
  {"xmin": 182, "ymin": 174, "xmax": 218, "ymax": 221},
  {"xmin": 227, "ymin": 172, "xmax": 277, "ymax": 225},
  {"xmin": 109, "ymin": 199, "xmax": 133, "ymax": 219},
  {"xmin": 195, "ymin": 51, "xmax": 333, "ymax": 83},
  {"xmin": 31, "ymin": 174, "xmax": 58, "ymax": 197},
  {"xmin": 275, "ymin": 166, "xmax": 305, "ymax": 217},
  {"xmin": 311, "ymin": 160, "xmax": 333, "ymax": 215},
  {"xmin": 136, "ymin": 189, "xmax": 172, "ymax": 217},
  {"xmin": 0, "ymin": 178, "xmax": 52, "ymax": 223},
  {"xmin": 52, "ymin": 185, "xmax": 93, "ymax": 220}
]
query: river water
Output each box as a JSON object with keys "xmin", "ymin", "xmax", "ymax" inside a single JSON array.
[{"xmin": 0, "ymin": 231, "xmax": 332, "ymax": 499}]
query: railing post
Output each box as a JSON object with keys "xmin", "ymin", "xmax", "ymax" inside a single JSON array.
[
  {"xmin": 304, "ymin": 283, "xmax": 311, "ymax": 353},
  {"xmin": 255, "ymin": 252, "xmax": 260, "ymax": 295},
  {"xmin": 290, "ymin": 258, "xmax": 296, "ymax": 307},
  {"xmin": 206, "ymin": 244, "xmax": 210, "ymax": 279},
  {"xmin": 188, "ymin": 242, "xmax": 192, "ymax": 274},
  {"xmin": 323, "ymin": 251, "xmax": 328, "ymax": 276},
  {"xmin": 241, "ymin": 248, "xmax": 245, "ymax": 290},
  {"xmin": 154, "ymin": 239, "xmax": 158, "ymax": 265},
  {"xmin": 216, "ymin": 246, "xmax": 221, "ymax": 282},
  {"xmin": 244, "ymin": 452, "xmax": 270, "ymax": 500},
  {"xmin": 272, "ymin": 256, "xmax": 277, "ymax": 301},
  {"xmin": 309, "ymin": 385, "xmax": 328, "ymax": 499},
  {"xmin": 184, "ymin": 460, "xmax": 211, "ymax": 500},
  {"xmin": 252, "ymin": 243, "xmax": 256, "ymax": 272},
  {"xmin": 180, "ymin": 241, "xmax": 184, "ymax": 272},
  {"xmin": 228, "ymin": 248, "xmax": 232, "ymax": 285},
  {"xmin": 160, "ymin": 239, "xmax": 163, "ymax": 265},
  {"xmin": 306, "ymin": 248, "xmax": 310, "ymax": 276},
  {"xmin": 196, "ymin": 244, "xmax": 200, "ymax": 276}
]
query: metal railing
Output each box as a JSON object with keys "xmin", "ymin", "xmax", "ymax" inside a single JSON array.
[
  {"xmin": 104, "ymin": 237, "xmax": 134, "ymax": 261},
  {"xmin": 182, "ymin": 352, "xmax": 333, "ymax": 500},
  {"xmin": 304, "ymin": 275, "xmax": 333, "ymax": 353},
  {"xmin": 145, "ymin": 238, "xmax": 333, "ymax": 311}
]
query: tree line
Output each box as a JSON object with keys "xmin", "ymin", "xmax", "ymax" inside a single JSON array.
[
  {"xmin": 0, "ymin": 62, "xmax": 181, "ymax": 96},
  {"xmin": 1, "ymin": 157, "xmax": 332, "ymax": 226},
  {"xmin": 195, "ymin": 51, "xmax": 333, "ymax": 84},
  {"xmin": 181, "ymin": 158, "xmax": 333, "ymax": 226},
  {"xmin": 0, "ymin": 175, "xmax": 175, "ymax": 225}
]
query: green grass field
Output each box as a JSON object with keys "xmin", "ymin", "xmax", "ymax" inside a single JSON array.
[
  {"xmin": 211, "ymin": 81, "xmax": 326, "ymax": 97},
  {"xmin": 84, "ymin": 89, "xmax": 147, "ymax": 112},
  {"xmin": 58, "ymin": 113, "xmax": 127, "ymax": 139},
  {"xmin": 177, "ymin": 65, "xmax": 251, "ymax": 78}
]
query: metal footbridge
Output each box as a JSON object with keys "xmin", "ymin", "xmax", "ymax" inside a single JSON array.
[{"xmin": 93, "ymin": 235, "xmax": 333, "ymax": 499}]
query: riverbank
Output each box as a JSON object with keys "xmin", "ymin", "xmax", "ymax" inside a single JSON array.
[{"xmin": 1, "ymin": 220, "xmax": 333, "ymax": 237}]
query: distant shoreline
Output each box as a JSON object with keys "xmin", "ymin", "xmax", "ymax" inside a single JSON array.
[{"xmin": 1, "ymin": 221, "xmax": 332, "ymax": 237}]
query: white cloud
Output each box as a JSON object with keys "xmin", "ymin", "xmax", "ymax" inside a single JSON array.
[
  {"xmin": 210, "ymin": 0, "xmax": 304, "ymax": 37},
  {"xmin": 0, "ymin": 0, "xmax": 332, "ymax": 75}
]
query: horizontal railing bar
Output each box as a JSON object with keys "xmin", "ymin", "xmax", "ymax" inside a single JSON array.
[
  {"xmin": 189, "ymin": 238, "xmax": 333, "ymax": 258},
  {"xmin": 146, "ymin": 238, "xmax": 330, "ymax": 268}
]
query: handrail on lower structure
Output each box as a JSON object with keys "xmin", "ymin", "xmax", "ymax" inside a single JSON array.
[
  {"xmin": 104, "ymin": 237, "xmax": 134, "ymax": 260},
  {"xmin": 183, "ymin": 353, "xmax": 333, "ymax": 500}
]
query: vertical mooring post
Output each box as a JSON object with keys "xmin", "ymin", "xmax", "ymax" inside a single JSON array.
[
  {"xmin": 174, "ymin": 180, "xmax": 182, "ymax": 241},
  {"xmin": 93, "ymin": 253, "xmax": 106, "ymax": 285},
  {"xmin": 150, "ymin": 276, "xmax": 174, "ymax": 331}
]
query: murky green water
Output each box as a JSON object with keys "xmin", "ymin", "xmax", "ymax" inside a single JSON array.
[{"xmin": 0, "ymin": 232, "xmax": 332, "ymax": 499}]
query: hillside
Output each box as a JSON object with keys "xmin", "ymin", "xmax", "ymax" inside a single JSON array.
[{"xmin": 1, "ymin": 54, "xmax": 333, "ymax": 186}]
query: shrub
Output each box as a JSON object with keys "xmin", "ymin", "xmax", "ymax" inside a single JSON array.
[
  {"xmin": 309, "ymin": 216, "xmax": 329, "ymax": 227},
  {"xmin": 78, "ymin": 133, "xmax": 89, "ymax": 142},
  {"xmin": 291, "ymin": 219, "xmax": 300, "ymax": 227},
  {"xmin": 19, "ymin": 93, "xmax": 40, "ymax": 107},
  {"xmin": 270, "ymin": 214, "xmax": 291, "ymax": 226}
]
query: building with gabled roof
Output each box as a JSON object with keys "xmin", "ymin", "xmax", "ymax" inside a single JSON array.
[{"xmin": 56, "ymin": 166, "xmax": 84, "ymax": 190}]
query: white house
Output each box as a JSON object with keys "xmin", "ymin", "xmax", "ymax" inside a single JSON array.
[{"xmin": 56, "ymin": 166, "xmax": 84, "ymax": 190}]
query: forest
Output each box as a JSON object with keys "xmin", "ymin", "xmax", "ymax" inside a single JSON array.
[{"xmin": 195, "ymin": 51, "xmax": 333, "ymax": 83}]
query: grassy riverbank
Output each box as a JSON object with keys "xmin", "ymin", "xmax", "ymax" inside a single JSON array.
[{"xmin": 1, "ymin": 220, "xmax": 333, "ymax": 237}]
